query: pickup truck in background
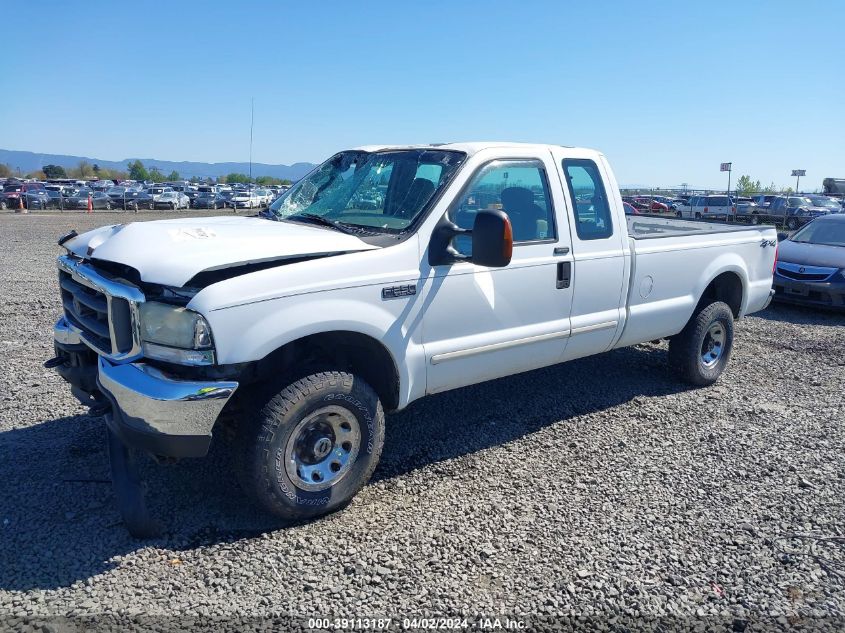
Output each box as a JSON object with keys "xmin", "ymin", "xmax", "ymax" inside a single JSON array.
[
  {"xmin": 49, "ymin": 142, "xmax": 777, "ymax": 535},
  {"xmin": 767, "ymin": 195, "xmax": 832, "ymax": 229}
]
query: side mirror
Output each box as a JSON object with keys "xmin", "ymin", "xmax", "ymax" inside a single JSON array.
[
  {"xmin": 471, "ymin": 209, "xmax": 513, "ymax": 268},
  {"xmin": 428, "ymin": 209, "xmax": 513, "ymax": 268},
  {"xmin": 777, "ymin": 232, "xmax": 789, "ymax": 242}
]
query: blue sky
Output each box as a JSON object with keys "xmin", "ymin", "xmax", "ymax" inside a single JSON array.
[{"xmin": 1, "ymin": 0, "xmax": 843, "ymax": 189}]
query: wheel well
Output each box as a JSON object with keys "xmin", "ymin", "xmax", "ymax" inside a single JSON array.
[
  {"xmin": 254, "ymin": 331, "xmax": 401, "ymax": 411},
  {"xmin": 697, "ymin": 272, "xmax": 743, "ymax": 317}
]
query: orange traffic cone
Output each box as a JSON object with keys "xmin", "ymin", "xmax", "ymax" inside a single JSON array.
[
  {"xmin": 87, "ymin": 195, "xmax": 93, "ymax": 213},
  {"xmin": 18, "ymin": 196, "xmax": 24, "ymax": 210}
]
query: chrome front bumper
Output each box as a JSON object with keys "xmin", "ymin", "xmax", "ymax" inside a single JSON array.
[
  {"xmin": 54, "ymin": 316, "xmax": 238, "ymax": 458},
  {"xmin": 97, "ymin": 357, "xmax": 238, "ymax": 458}
]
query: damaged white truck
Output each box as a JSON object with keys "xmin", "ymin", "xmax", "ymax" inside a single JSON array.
[{"xmin": 49, "ymin": 143, "xmax": 777, "ymax": 536}]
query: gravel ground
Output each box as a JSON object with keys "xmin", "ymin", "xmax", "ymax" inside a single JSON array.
[{"xmin": 0, "ymin": 211, "xmax": 843, "ymax": 631}]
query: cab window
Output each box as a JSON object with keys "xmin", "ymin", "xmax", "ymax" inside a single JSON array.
[
  {"xmin": 563, "ymin": 159, "xmax": 613, "ymax": 240},
  {"xmin": 450, "ymin": 160, "xmax": 555, "ymax": 256}
]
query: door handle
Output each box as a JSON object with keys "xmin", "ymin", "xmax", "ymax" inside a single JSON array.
[
  {"xmin": 554, "ymin": 246, "xmax": 570, "ymax": 256},
  {"xmin": 556, "ymin": 261, "xmax": 571, "ymax": 289}
]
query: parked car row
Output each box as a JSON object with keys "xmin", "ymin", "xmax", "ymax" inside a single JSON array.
[
  {"xmin": 623, "ymin": 192, "xmax": 844, "ymax": 230},
  {"xmin": 1, "ymin": 180, "xmax": 287, "ymax": 211}
]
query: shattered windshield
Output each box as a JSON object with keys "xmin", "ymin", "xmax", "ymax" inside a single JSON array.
[{"xmin": 268, "ymin": 149, "xmax": 465, "ymax": 232}]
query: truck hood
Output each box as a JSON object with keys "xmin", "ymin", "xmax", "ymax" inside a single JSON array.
[
  {"xmin": 778, "ymin": 239, "xmax": 845, "ymax": 268},
  {"xmin": 64, "ymin": 215, "xmax": 379, "ymax": 287}
]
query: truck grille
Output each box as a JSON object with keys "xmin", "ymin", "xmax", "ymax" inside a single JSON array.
[{"xmin": 57, "ymin": 256, "xmax": 144, "ymax": 361}]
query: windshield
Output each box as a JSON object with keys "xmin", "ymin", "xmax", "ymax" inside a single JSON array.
[
  {"xmin": 809, "ymin": 197, "xmax": 840, "ymax": 209},
  {"xmin": 268, "ymin": 149, "xmax": 465, "ymax": 232},
  {"xmin": 75, "ymin": 189, "xmax": 92, "ymax": 196},
  {"xmin": 788, "ymin": 197, "xmax": 812, "ymax": 207},
  {"xmin": 791, "ymin": 220, "xmax": 845, "ymax": 247}
]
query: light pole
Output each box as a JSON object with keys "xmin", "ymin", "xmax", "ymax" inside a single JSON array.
[
  {"xmin": 720, "ymin": 162, "xmax": 732, "ymax": 221},
  {"xmin": 791, "ymin": 169, "xmax": 805, "ymax": 193}
]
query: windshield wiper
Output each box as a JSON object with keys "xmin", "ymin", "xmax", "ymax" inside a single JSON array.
[
  {"xmin": 257, "ymin": 208, "xmax": 278, "ymax": 220},
  {"xmin": 288, "ymin": 213, "xmax": 381, "ymax": 236},
  {"xmin": 287, "ymin": 213, "xmax": 360, "ymax": 235}
]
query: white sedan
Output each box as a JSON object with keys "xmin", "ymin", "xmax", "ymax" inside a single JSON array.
[
  {"xmin": 154, "ymin": 191, "xmax": 190, "ymax": 210},
  {"xmin": 230, "ymin": 191, "xmax": 262, "ymax": 209}
]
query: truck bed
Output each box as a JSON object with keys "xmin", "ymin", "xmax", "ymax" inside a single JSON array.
[{"xmin": 626, "ymin": 216, "xmax": 765, "ymax": 240}]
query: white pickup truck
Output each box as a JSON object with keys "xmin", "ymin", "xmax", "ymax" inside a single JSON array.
[{"xmin": 50, "ymin": 142, "xmax": 777, "ymax": 535}]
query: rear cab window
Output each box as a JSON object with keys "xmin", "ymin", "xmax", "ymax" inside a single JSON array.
[{"xmin": 562, "ymin": 159, "xmax": 614, "ymax": 240}]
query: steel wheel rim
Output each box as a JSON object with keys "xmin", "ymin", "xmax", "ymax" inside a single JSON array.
[
  {"xmin": 701, "ymin": 322, "xmax": 726, "ymax": 368},
  {"xmin": 285, "ymin": 405, "xmax": 361, "ymax": 492}
]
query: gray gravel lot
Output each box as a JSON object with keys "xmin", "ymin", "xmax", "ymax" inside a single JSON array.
[{"xmin": 0, "ymin": 211, "xmax": 843, "ymax": 629}]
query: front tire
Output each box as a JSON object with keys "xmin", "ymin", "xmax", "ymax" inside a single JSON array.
[
  {"xmin": 237, "ymin": 371, "xmax": 385, "ymax": 521},
  {"xmin": 668, "ymin": 301, "xmax": 734, "ymax": 386}
]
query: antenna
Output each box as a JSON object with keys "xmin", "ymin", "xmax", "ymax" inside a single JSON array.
[{"xmin": 249, "ymin": 97, "xmax": 254, "ymax": 185}]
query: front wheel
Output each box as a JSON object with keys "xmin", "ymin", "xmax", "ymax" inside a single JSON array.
[
  {"xmin": 668, "ymin": 301, "xmax": 734, "ymax": 386},
  {"xmin": 236, "ymin": 371, "xmax": 385, "ymax": 521},
  {"xmin": 105, "ymin": 201, "xmax": 111, "ymax": 210}
]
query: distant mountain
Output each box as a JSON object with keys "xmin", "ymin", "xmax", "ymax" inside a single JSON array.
[{"xmin": 0, "ymin": 149, "xmax": 316, "ymax": 181}]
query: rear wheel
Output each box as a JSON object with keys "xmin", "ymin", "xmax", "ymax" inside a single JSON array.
[
  {"xmin": 786, "ymin": 217, "xmax": 799, "ymax": 230},
  {"xmin": 668, "ymin": 301, "xmax": 734, "ymax": 386},
  {"xmin": 750, "ymin": 213, "xmax": 760, "ymax": 225},
  {"xmin": 105, "ymin": 201, "xmax": 111, "ymax": 210},
  {"xmin": 694, "ymin": 212, "xmax": 702, "ymax": 220},
  {"xmin": 236, "ymin": 371, "xmax": 385, "ymax": 521}
]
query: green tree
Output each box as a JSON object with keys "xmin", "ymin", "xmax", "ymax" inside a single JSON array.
[
  {"xmin": 735, "ymin": 175, "xmax": 761, "ymax": 195},
  {"xmin": 166, "ymin": 170, "xmax": 181, "ymax": 181},
  {"xmin": 148, "ymin": 167, "xmax": 166, "ymax": 183},
  {"xmin": 127, "ymin": 160, "xmax": 149, "ymax": 181},
  {"xmin": 225, "ymin": 172, "xmax": 251, "ymax": 184},
  {"xmin": 255, "ymin": 175, "xmax": 292, "ymax": 186},
  {"xmin": 43, "ymin": 164, "xmax": 67, "ymax": 179},
  {"xmin": 93, "ymin": 163, "xmax": 100, "ymax": 175},
  {"xmin": 0, "ymin": 164, "xmax": 10, "ymax": 178}
]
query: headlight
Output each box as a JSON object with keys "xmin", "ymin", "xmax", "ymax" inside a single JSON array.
[{"xmin": 138, "ymin": 302, "xmax": 215, "ymax": 365}]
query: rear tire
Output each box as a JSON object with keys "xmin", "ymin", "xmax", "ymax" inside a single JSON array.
[
  {"xmin": 668, "ymin": 301, "xmax": 734, "ymax": 386},
  {"xmin": 236, "ymin": 371, "xmax": 385, "ymax": 521}
]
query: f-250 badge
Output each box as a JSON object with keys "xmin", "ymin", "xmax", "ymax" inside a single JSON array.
[{"xmin": 382, "ymin": 284, "xmax": 417, "ymax": 299}]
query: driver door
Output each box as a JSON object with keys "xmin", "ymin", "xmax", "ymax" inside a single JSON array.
[{"xmin": 420, "ymin": 152, "xmax": 574, "ymax": 393}]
